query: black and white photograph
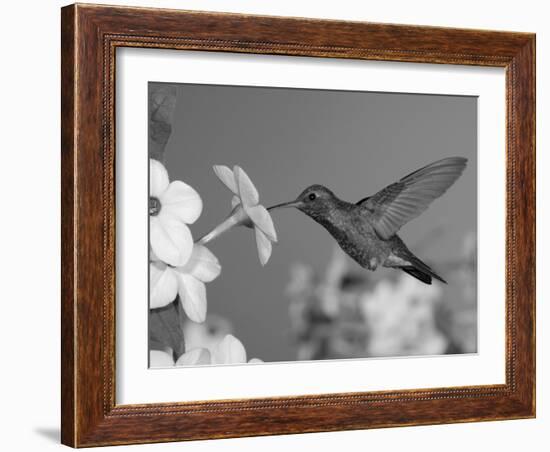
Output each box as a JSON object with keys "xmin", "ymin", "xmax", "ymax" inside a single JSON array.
[
  {"xmin": 2, "ymin": 0, "xmax": 543, "ymax": 450},
  {"xmin": 148, "ymin": 82, "xmax": 477, "ymax": 367}
]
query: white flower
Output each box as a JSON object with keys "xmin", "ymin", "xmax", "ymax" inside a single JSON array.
[
  {"xmin": 150, "ymin": 260, "xmax": 179, "ymax": 309},
  {"xmin": 150, "ymin": 335, "xmax": 261, "ymax": 367},
  {"xmin": 198, "ymin": 165, "xmax": 277, "ymax": 266},
  {"xmin": 149, "ymin": 159, "xmax": 202, "ymax": 266},
  {"xmin": 150, "ymin": 244, "xmax": 221, "ymax": 323},
  {"xmin": 211, "ymin": 334, "xmax": 263, "ymax": 365},
  {"xmin": 360, "ymin": 274, "xmax": 446, "ymax": 357},
  {"xmin": 149, "ymin": 348, "xmax": 211, "ymax": 368},
  {"xmin": 184, "ymin": 316, "xmax": 233, "ymax": 352}
]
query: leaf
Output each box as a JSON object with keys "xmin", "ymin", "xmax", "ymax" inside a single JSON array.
[
  {"xmin": 148, "ymin": 84, "xmax": 177, "ymax": 162},
  {"xmin": 149, "ymin": 298, "xmax": 186, "ymax": 360}
]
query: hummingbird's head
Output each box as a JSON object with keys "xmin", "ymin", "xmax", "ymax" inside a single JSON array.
[{"xmin": 268, "ymin": 184, "xmax": 337, "ymax": 218}]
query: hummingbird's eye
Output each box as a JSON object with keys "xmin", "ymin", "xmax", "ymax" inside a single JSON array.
[{"xmin": 308, "ymin": 193, "xmax": 317, "ymax": 201}]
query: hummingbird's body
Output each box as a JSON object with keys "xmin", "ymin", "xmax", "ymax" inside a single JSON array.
[
  {"xmin": 298, "ymin": 192, "xmax": 434, "ymax": 278},
  {"xmin": 302, "ymin": 196, "xmax": 390, "ymax": 270},
  {"xmin": 270, "ymin": 157, "xmax": 468, "ymax": 285}
]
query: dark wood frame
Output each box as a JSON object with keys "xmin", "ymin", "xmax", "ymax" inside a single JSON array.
[{"xmin": 61, "ymin": 3, "xmax": 535, "ymax": 447}]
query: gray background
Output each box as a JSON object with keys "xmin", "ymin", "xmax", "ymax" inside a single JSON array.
[{"xmin": 161, "ymin": 82, "xmax": 477, "ymax": 362}]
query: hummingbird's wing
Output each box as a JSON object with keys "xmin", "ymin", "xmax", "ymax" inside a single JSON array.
[{"xmin": 357, "ymin": 157, "xmax": 467, "ymax": 240}]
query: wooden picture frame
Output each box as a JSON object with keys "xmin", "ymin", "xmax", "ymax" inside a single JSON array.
[{"xmin": 61, "ymin": 3, "xmax": 535, "ymax": 447}]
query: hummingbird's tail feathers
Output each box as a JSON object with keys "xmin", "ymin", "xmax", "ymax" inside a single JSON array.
[
  {"xmin": 401, "ymin": 253, "xmax": 447, "ymax": 285},
  {"xmin": 387, "ymin": 238, "xmax": 447, "ymax": 285},
  {"xmin": 402, "ymin": 267, "xmax": 433, "ymax": 285}
]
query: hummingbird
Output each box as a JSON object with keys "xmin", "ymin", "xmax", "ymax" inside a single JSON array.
[{"xmin": 269, "ymin": 157, "xmax": 467, "ymax": 285}]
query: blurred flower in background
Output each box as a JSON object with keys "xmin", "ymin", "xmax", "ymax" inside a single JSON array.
[
  {"xmin": 184, "ymin": 314, "xmax": 233, "ymax": 352},
  {"xmin": 360, "ymin": 275, "xmax": 446, "ymax": 356},
  {"xmin": 435, "ymin": 232, "xmax": 478, "ymax": 353},
  {"xmin": 149, "ymin": 348, "xmax": 211, "ymax": 367},
  {"xmin": 211, "ymin": 334, "xmax": 263, "ymax": 364},
  {"xmin": 184, "ymin": 317, "xmax": 262, "ymax": 364},
  {"xmin": 285, "ymin": 233, "xmax": 477, "ymax": 361},
  {"xmin": 148, "ymin": 314, "xmax": 262, "ymax": 367}
]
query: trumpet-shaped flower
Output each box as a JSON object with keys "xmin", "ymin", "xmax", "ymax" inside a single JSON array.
[
  {"xmin": 198, "ymin": 165, "xmax": 277, "ymax": 265},
  {"xmin": 150, "ymin": 244, "xmax": 221, "ymax": 323},
  {"xmin": 149, "ymin": 159, "xmax": 202, "ymax": 266}
]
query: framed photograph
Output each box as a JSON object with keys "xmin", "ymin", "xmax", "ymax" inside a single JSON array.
[{"xmin": 61, "ymin": 4, "xmax": 535, "ymax": 447}]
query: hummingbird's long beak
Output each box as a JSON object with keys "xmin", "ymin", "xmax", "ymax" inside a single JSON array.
[{"xmin": 267, "ymin": 200, "xmax": 302, "ymax": 211}]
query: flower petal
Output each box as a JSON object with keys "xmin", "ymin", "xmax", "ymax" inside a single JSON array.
[
  {"xmin": 149, "ymin": 350, "xmax": 175, "ymax": 367},
  {"xmin": 180, "ymin": 244, "xmax": 221, "ymax": 283},
  {"xmin": 150, "ymin": 215, "xmax": 193, "ymax": 266},
  {"xmin": 175, "ymin": 348, "xmax": 211, "ymax": 366},
  {"xmin": 231, "ymin": 195, "xmax": 241, "ymax": 209},
  {"xmin": 234, "ymin": 165, "xmax": 259, "ymax": 206},
  {"xmin": 213, "ymin": 165, "xmax": 238, "ymax": 194},
  {"xmin": 255, "ymin": 228, "xmax": 272, "ymax": 266},
  {"xmin": 150, "ymin": 159, "xmax": 170, "ymax": 197},
  {"xmin": 212, "ymin": 334, "xmax": 247, "ymax": 365},
  {"xmin": 160, "ymin": 181, "xmax": 203, "ymax": 224},
  {"xmin": 246, "ymin": 205, "xmax": 277, "ymax": 242},
  {"xmin": 177, "ymin": 274, "xmax": 207, "ymax": 323},
  {"xmin": 150, "ymin": 262, "xmax": 178, "ymax": 309},
  {"xmin": 149, "ymin": 246, "xmax": 160, "ymax": 262}
]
